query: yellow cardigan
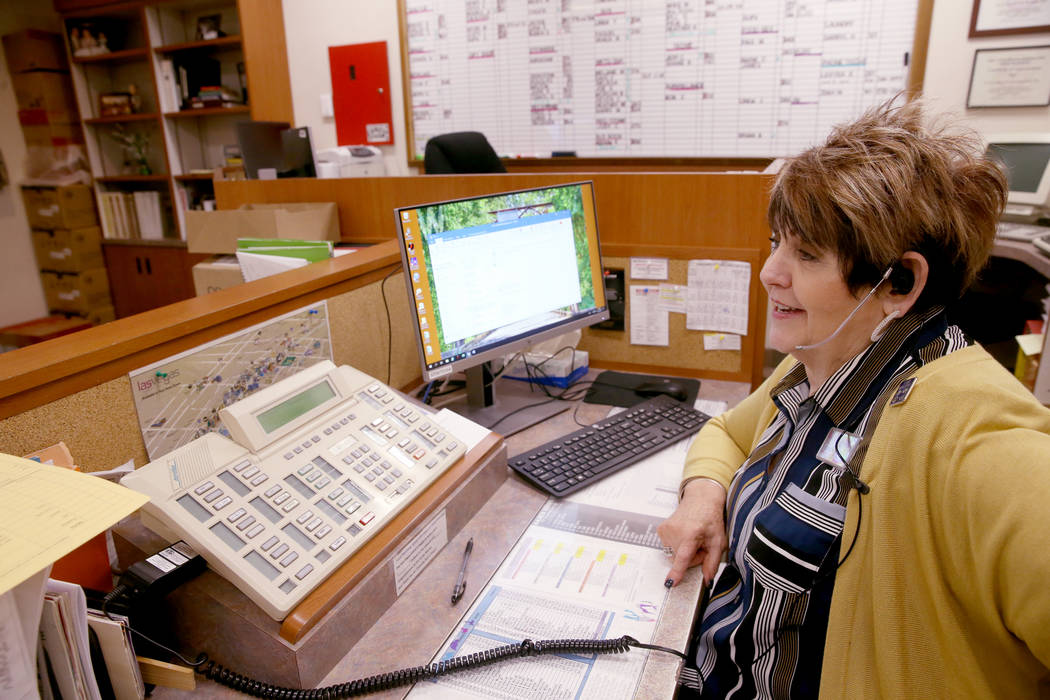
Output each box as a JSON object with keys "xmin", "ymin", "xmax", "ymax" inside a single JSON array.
[{"xmin": 683, "ymin": 344, "xmax": 1050, "ymax": 697}]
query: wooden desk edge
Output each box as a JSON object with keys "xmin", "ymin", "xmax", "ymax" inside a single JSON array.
[{"xmin": 280, "ymin": 431, "xmax": 506, "ymax": 643}]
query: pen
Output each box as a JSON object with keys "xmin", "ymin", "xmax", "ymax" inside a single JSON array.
[{"xmin": 451, "ymin": 537, "xmax": 473, "ymax": 605}]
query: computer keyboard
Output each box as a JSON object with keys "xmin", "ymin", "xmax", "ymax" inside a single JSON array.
[{"xmin": 508, "ymin": 394, "xmax": 711, "ymax": 497}]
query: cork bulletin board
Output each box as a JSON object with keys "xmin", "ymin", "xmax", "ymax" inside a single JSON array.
[
  {"xmin": 580, "ymin": 247, "xmax": 765, "ymax": 383},
  {"xmin": 0, "ymin": 278, "xmax": 419, "ymax": 472}
]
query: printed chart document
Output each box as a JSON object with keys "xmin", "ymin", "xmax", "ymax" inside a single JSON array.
[
  {"xmin": 409, "ymin": 435, "xmax": 692, "ymax": 699},
  {"xmin": 686, "ymin": 260, "xmax": 751, "ymax": 335},
  {"xmin": 629, "ymin": 285, "xmax": 669, "ymax": 346}
]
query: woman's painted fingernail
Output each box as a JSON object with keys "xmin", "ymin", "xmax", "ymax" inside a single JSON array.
[{"xmin": 664, "ymin": 578, "xmax": 674, "ymax": 588}]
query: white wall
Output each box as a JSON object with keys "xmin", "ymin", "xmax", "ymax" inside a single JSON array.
[
  {"xmin": 282, "ymin": 2, "xmax": 409, "ymax": 176},
  {"xmin": 282, "ymin": 2, "xmax": 1049, "ymax": 181},
  {"xmin": 922, "ymin": 2, "xmax": 1050, "ymax": 134},
  {"xmin": 0, "ymin": 3, "xmax": 62, "ymax": 328}
]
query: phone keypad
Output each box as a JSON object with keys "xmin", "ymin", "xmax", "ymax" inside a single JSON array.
[{"xmin": 166, "ymin": 378, "xmax": 466, "ymax": 619}]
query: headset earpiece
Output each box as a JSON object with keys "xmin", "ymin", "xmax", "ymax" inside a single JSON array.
[{"xmin": 888, "ymin": 263, "xmax": 913, "ymax": 295}]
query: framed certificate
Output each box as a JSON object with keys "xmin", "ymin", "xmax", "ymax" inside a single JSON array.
[
  {"xmin": 969, "ymin": 0, "xmax": 1050, "ymax": 37},
  {"xmin": 967, "ymin": 46, "xmax": 1050, "ymax": 108}
]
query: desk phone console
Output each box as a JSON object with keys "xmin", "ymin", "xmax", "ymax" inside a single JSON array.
[{"xmin": 121, "ymin": 360, "xmax": 466, "ymax": 620}]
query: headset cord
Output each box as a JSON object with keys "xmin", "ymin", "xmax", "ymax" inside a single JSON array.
[{"xmin": 193, "ymin": 636, "xmax": 687, "ymax": 698}]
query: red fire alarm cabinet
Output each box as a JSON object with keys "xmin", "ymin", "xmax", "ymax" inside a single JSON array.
[{"xmin": 328, "ymin": 41, "xmax": 393, "ymax": 146}]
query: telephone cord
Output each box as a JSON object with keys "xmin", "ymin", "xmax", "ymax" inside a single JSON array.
[{"xmin": 193, "ymin": 635, "xmax": 686, "ymax": 698}]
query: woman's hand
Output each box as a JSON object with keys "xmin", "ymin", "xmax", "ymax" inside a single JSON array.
[{"xmin": 658, "ymin": 478, "xmax": 727, "ymax": 587}]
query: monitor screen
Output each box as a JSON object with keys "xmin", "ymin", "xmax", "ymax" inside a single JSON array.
[
  {"xmin": 394, "ymin": 182, "xmax": 608, "ymax": 433},
  {"xmin": 238, "ymin": 121, "xmax": 290, "ymax": 179},
  {"xmin": 396, "ymin": 182, "xmax": 607, "ymax": 382},
  {"xmin": 985, "ymin": 135, "xmax": 1050, "ymax": 208},
  {"xmin": 280, "ymin": 126, "xmax": 317, "ymax": 178}
]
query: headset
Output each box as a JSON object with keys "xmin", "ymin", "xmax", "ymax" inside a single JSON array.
[
  {"xmin": 795, "ymin": 262, "xmax": 912, "ymax": 351},
  {"xmin": 887, "ymin": 262, "xmax": 914, "ymax": 295}
]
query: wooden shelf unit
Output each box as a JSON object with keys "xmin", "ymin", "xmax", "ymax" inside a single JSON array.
[
  {"xmin": 163, "ymin": 104, "xmax": 250, "ymax": 118},
  {"xmin": 72, "ymin": 46, "xmax": 150, "ymax": 64},
  {"xmin": 60, "ymin": 0, "xmax": 292, "ymax": 313},
  {"xmin": 153, "ymin": 35, "xmax": 241, "ymax": 54},
  {"xmin": 84, "ymin": 111, "xmax": 160, "ymax": 125}
]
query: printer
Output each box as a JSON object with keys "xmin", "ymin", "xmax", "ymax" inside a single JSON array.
[{"xmin": 316, "ymin": 145, "xmax": 386, "ymax": 178}]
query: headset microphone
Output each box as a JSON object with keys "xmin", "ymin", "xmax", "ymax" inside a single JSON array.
[{"xmin": 793, "ymin": 266, "xmax": 894, "ymax": 351}]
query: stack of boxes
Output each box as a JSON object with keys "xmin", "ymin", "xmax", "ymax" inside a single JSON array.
[
  {"xmin": 2, "ymin": 29, "xmax": 84, "ymax": 150},
  {"xmin": 23, "ymin": 184, "xmax": 115, "ymax": 325},
  {"xmin": 3, "ymin": 30, "xmax": 113, "ymax": 327}
]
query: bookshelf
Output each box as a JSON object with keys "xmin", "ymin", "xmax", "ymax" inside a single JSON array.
[
  {"xmin": 60, "ymin": 0, "xmax": 292, "ymax": 316},
  {"xmin": 62, "ymin": 0, "xmax": 292, "ymax": 243}
]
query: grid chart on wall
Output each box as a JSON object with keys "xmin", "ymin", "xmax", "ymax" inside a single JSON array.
[{"xmin": 403, "ymin": 0, "xmax": 921, "ymax": 159}]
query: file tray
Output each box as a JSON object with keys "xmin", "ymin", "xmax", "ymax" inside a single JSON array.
[{"xmin": 112, "ymin": 432, "xmax": 507, "ymax": 689}]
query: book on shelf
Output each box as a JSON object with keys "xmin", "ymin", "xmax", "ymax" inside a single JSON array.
[
  {"xmin": 188, "ymin": 85, "xmax": 243, "ymax": 109},
  {"xmin": 98, "ymin": 192, "xmax": 164, "ymax": 240},
  {"xmin": 157, "ymin": 59, "xmax": 180, "ymax": 113},
  {"xmin": 133, "ymin": 191, "xmax": 163, "ymax": 240}
]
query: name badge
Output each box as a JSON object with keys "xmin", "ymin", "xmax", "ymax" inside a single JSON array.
[{"xmin": 817, "ymin": 428, "xmax": 861, "ymax": 468}]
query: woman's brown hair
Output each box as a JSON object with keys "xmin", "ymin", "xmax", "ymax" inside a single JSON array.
[{"xmin": 768, "ymin": 97, "xmax": 1008, "ymax": 307}]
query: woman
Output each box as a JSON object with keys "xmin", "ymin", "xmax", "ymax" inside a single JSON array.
[{"xmin": 658, "ymin": 99, "xmax": 1050, "ymax": 698}]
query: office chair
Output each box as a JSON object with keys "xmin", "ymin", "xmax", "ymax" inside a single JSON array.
[{"xmin": 423, "ymin": 131, "xmax": 507, "ymax": 174}]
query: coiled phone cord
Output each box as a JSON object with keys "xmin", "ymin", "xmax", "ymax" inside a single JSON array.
[{"xmin": 193, "ymin": 635, "xmax": 687, "ymax": 698}]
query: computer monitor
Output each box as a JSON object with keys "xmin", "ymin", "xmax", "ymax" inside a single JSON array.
[
  {"xmin": 394, "ymin": 182, "xmax": 610, "ymax": 435},
  {"xmin": 984, "ymin": 134, "xmax": 1050, "ymax": 221},
  {"xmin": 238, "ymin": 121, "xmax": 290, "ymax": 179},
  {"xmin": 280, "ymin": 126, "xmax": 317, "ymax": 178}
]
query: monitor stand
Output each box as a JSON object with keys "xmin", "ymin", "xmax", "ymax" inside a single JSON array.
[{"xmin": 438, "ymin": 363, "xmax": 570, "ymax": 437}]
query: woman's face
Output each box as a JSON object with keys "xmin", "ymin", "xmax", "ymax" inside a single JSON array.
[{"xmin": 760, "ymin": 232, "xmax": 887, "ymax": 388}]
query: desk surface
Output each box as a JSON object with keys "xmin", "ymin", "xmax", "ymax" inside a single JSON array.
[
  {"xmin": 992, "ymin": 237, "xmax": 1050, "ymax": 279},
  {"xmin": 150, "ymin": 375, "xmax": 751, "ymax": 699}
]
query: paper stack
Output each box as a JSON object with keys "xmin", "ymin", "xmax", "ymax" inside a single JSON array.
[{"xmin": 235, "ymin": 237, "xmax": 333, "ymax": 282}]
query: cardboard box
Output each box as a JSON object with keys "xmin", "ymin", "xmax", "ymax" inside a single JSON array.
[
  {"xmin": 185, "ymin": 202, "xmax": 339, "ymax": 254},
  {"xmin": 2, "ymin": 30, "xmax": 68, "ymax": 73},
  {"xmin": 22, "ymin": 185, "xmax": 97, "ymax": 229},
  {"xmin": 192, "ymin": 255, "xmax": 244, "ymax": 295},
  {"xmin": 31, "ymin": 226, "xmax": 103, "ymax": 272},
  {"xmin": 41, "ymin": 267, "xmax": 111, "ymax": 314},
  {"xmin": 13, "ymin": 71, "xmax": 79, "ymax": 126},
  {"xmin": 22, "ymin": 122, "xmax": 84, "ymax": 147}
]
